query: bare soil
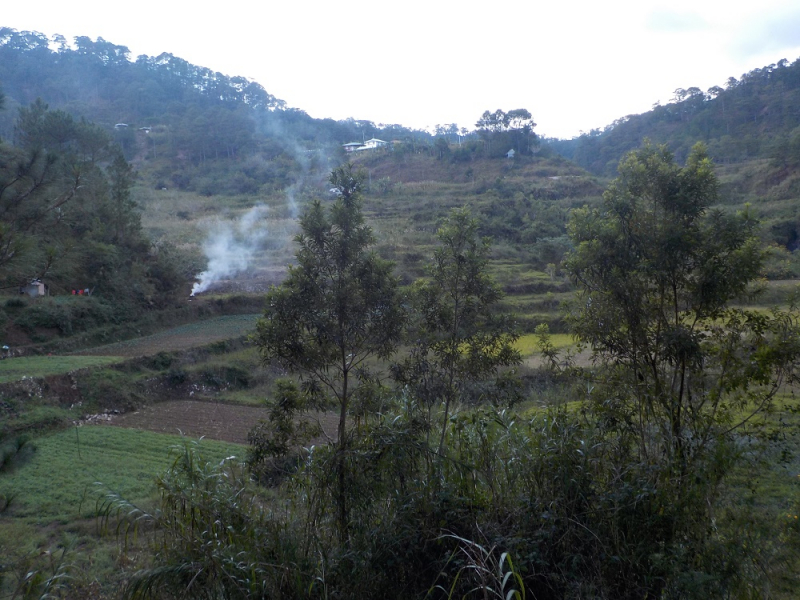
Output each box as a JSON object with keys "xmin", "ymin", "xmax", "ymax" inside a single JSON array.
[{"xmin": 109, "ymin": 400, "xmax": 338, "ymax": 445}]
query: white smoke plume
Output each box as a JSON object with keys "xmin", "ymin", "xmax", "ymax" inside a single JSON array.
[
  {"xmin": 191, "ymin": 205, "xmax": 271, "ymax": 295},
  {"xmin": 285, "ymin": 182, "xmax": 300, "ymax": 219}
]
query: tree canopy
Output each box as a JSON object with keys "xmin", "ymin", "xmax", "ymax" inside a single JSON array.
[
  {"xmin": 565, "ymin": 141, "xmax": 799, "ymax": 466},
  {"xmin": 254, "ymin": 163, "xmax": 405, "ymax": 541},
  {"xmin": 0, "ymin": 97, "xmax": 190, "ymax": 308},
  {"xmin": 475, "ymin": 108, "xmax": 537, "ymax": 157},
  {"xmin": 564, "ymin": 57, "xmax": 800, "ymax": 173}
]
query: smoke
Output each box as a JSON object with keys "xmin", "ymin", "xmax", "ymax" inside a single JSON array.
[
  {"xmin": 191, "ymin": 205, "xmax": 271, "ymax": 295},
  {"xmin": 190, "ymin": 111, "xmax": 338, "ymax": 295},
  {"xmin": 285, "ymin": 182, "xmax": 300, "ymax": 219}
]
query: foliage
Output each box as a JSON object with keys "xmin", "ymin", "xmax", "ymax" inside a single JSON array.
[
  {"xmin": 11, "ymin": 295, "xmax": 117, "ymax": 336},
  {"xmin": 0, "ymin": 97, "xmax": 193, "ymax": 317},
  {"xmin": 565, "ymin": 142, "xmax": 800, "ymax": 459},
  {"xmin": 393, "ymin": 207, "xmax": 521, "ymax": 452},
  {"xmin": 475, "ymin": 108, "xmax": 537, "ymax": 157},
  {"xmin": 254, "ymin": 163, "xmax": 405, "ymax": 540},
  {"xmin": 247, "ymin": 379, "xmax": 321, "ymax": 483},
  {"xmin": 428, "ymin": 534, "xmax": 526, "ymax": 600},
  {"xmin": 566, "ymin": 57, "xmax": 800, "ymax": 174},
  {"xmin": 108, "ymin": 388, "xmax": 800, "ymax": 600},
  {"xmin": 0, "ymin": 434, "xmax": 34, "ymax": 472},
  {"xmin": 100, "ymin": 443, "xmax": 306, "ymax": 600},
  {"xmin": 0, "ymin": 27, "xmax": 435, "ymax": 196},
  {"xmin": 0, "ymin": 543, "xmax": 72, "ymax": 600},
  {"xmin": 555, "ymin": 141, "xmax": 800, "ymax": 595}
]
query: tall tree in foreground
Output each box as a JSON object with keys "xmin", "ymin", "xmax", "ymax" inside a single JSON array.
[
  {"xmin": 548, "ymin": 141, "xmax": 800, "ymax": 596},
  {"xmin": 254, "ymin": 163, "xmax": 404, "ymax": 543},
  {"xmin": 566, "ymin": 140, "xmax": 800, "ymax": 480}
]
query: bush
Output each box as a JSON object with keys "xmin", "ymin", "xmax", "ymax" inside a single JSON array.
[
  {"xmin": 4, "ymin": 297, "xmax": 25, "ymax": 309},
  {"xmin": 0, "ymin": 434, "xmax": 35, "ymax": 472},
  {"xmin": 110, "ymin": 399, "xmax": 782, "ymax": 600},
  {"xmin": 13, "ymin": 297, "xmax": 116, "ymax": 336}
]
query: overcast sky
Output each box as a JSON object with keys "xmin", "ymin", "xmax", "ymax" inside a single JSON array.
[{"xmin": 4, "ymin": 0, "xmax": 800, "ymax": 139}]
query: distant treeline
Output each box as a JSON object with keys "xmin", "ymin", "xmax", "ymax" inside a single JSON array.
[
  {"xmin": 0, "ymin": 28, "xmax": 434, "ymax": 194},
  {"xmin": 550, "ymin": 57, "xmax": 800, "ymax": 175}
]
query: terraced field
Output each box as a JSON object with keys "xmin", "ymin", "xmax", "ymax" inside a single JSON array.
[
  {"xmin": 75, "ymin": 314, "xmax": 261, "ymax": 357},
  {"xmin": 109, "ymin": 400, "xmax": 338, "ymax": 445},
  {"xmin": 0, "ymin": 355, "xmax": 123, "ymax": 383}
]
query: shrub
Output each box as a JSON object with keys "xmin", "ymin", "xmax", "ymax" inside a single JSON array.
[
  {"xmin": 0, "ymin": 434, "xmax": 35, "ymax": 472},
  {"xmin": 4, "ymin": 297, "xmax": 25, "ymax": 309}
]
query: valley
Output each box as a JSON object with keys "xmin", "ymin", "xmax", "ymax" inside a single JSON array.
[{"xmin": 0, "ymin": 28, "xmax": 799, "ymax": 598}]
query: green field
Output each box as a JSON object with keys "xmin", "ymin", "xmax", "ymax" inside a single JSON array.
[
  {"xmin": 514, "ymin": 332, "xmax": 573, "ymax": 357},
  {"xmin": 0, "ymin": 426, "xmax": 245, "ymax": 523},
  {"xmin": 75, "ymin": 314, "xmax": 261, "ymax": 357},
  {"xmin": 0, "ymin": 355, "xmax": 123, "ymax": 383}
]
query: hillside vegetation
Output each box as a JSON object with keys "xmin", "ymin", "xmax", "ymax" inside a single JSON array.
[{"xmin": 548, "ymin": 57, "xmax": 800, "ymax": 274}]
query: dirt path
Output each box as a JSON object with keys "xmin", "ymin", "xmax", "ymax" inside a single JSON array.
[{"xmin": 109, "ymin": 400, "xmax": 338, "ymax": 445}]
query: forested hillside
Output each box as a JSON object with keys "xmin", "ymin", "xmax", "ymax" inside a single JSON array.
[
  {"xmin": 542, "ymin": 55, "xmax": 800, "ymax": 277},
  {"xmin": 4, "ymin": 27, "xmax": 800, "ymax": 321},
  {"xmin": 0, "ymin": 94, "xmax": 189, "ymax": 311},
  {"xmin": 555, "ymin": 57, "xmax": 800, "ymax": 174},
  {"xmin": 0, "ymin": 28, "xmax": 432, "ymax": 196}
]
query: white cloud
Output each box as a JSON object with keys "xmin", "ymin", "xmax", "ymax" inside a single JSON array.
[
  {"xmin": 729, "ymin": 6, "xmax": 800, "ymax": 60},
  {"xmin": 646, "ymin": 10, "xmax": 708, "ymax": 33}
]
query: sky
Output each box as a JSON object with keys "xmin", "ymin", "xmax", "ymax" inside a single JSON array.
[{"xmin": 4, "ymin": 1, "xmax": 800, "ymax": 139}]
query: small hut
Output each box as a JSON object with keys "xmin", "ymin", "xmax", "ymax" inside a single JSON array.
[{"xmin": 20, "ymin": 279, "xmax": 47, "ymax": 298}]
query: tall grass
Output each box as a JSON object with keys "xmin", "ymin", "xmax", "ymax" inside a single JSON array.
[{"xmin": 101, "ymin": 395, "xmax": 800, "ymax": 599}]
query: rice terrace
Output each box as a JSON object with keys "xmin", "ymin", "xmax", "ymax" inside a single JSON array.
[{"xmin": 72, "ymin": 314, "xmax": 261, "ymax": 357}]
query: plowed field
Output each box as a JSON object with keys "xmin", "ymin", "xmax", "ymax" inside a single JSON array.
[{"xmin": 110, "ymin": 400, "xmax": 338, "ymax": 444}]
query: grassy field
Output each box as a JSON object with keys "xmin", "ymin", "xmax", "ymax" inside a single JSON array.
[
  {"xmin": 0, "ymin": 426, "xmax": 245, "ymax": 524},
  {"xmin": 75, "ymin": 314, "xmax": 261, "ymax": 357},
  {"xmin": 0, "ymin": 427, "xmax": 246, "ymax": 597},
  {"xmin": 514, "ymin": 332, "xmax": 573, "ymax": 357},
  {"xmin": 0, "ymin": 355, "xmax": 123, "ymax": 383}
]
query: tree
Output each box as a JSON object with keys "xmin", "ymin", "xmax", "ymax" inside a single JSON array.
[
  {"xmin": 565, "ymin": 141, "xmax": 800, "ymax": 470},
  {"xmin": 475, "ymin": 108, "xmax": 537, "ymax": 157},
  {"xmin": 393, "ymin": 207, "xmax": 521, "ymax": 454},
  {"xmin": 106, "ymin": 150, "xmax": 140, "ymax": 245},
  {"xmin": 434, "ymin": 136, "xmax": 450, "ymax": 160},
  {"xmin": 254, "ymin": 163, "xmax": 405, "ymax": 542},
  {"xmin": 0, "ymin": 114, "xmax": 81, "ymax": 279},
  {"xmin": 549, "ymin": 141, "xmax": 800, "ymax": 595},
  {"xmin": 0, "ymin": 98, "xmax": 189, "ymax": 307}
]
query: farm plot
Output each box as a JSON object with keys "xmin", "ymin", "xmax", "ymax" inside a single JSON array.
[
  {"xmin": 514, "ymin": 332, "xmax": 594, "ymax": 368},
  {"xmin": 76, "ymin": 314, "xmax": 261, "ymax": 357},
  {"xmin": 110, "ymin": 400, "xmax": 339, "ymax": 445},
  {"xmin": 0, "ymin": 355, "xmax": 122, "ymax": 383},
  {"xmin": 0, "ymin": 426, "xmax": 244, "ymax": 522}
]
